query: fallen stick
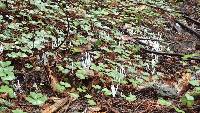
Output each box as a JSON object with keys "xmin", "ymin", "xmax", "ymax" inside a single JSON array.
[
  {"xmin": 142, "ymin": 48, "xmax": 200, "ymax": 61},
  {"xmin": 183, "ymin": 15, "xmax": 200, "ymax": 26},
  {"xmin": 175, "ymin": 20, "xmax": 200, "ymax": 39},
  {"xmin": 41, "ymin": 96, "xmax": 73, "ymax": 113},
  {"xmin": 57, "ymin": 98, "xmax": 73, "ymax": 113}
]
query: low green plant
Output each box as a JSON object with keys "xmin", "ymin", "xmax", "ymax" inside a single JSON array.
[
  {"xmin": 158, "ymin": 98, "xmax": 185, "ymax": 113},
  {"xmin": 24, "ymin": 63, "xmax": 33, "ymax": 69},
  {"xmin": 76, "ymin": 69, "xmax": 88, "ymax": 79},
  {"xmin": 84, "ymin": 94, "xmax": 96, "ymax": 106},
  {"xmin": 12, "ymin": 109, "xmax": 26, "ymax": 113},
  {"xmin": 7, "ymin": 52, "xmax": 27, "ymax": 58},
  {"xmin": 26, "ymin": 92, "xmax": 47, "ymax": 106},
  {"xmin": 92, "ymin": 85, "xmax": 101, "ymax": 90},
  {"xmin": 87, "ymin": 99, "xmax": 96, "ymax": 106},
  {"xmin": 55, "ymin": 81, "xmax": 71, "ymax": 92},
  {"xmin": 194, "ymin": 66, "xmax": 200, "ymax": 74},
  {"xmin": 129, "ymin": 78, "xmax": 143, "ymax": 87},
  {"xmin": 57, "ymin": 65, "xmax": 70, "ymax": 74},
  {"xmin": 102, "ymin": 88, "xmax": 112, "ymax": 96},
  {"xmin": 0, "ymin": 98, "xmax": 14, "ymax": 107},
  {"xmin": 0, "ymin": 106, "xmax": 7, "ymax": 112},
  {"xmin": 0, "ymin": 61, "xmax": 15, "ymax": 81},
  {"xmin": 125, "ymin": 93, "xmax": 137, "ymax": 102},
  {"xmin": 189, "ymin": 80, "xmax": 199, "ymax": 87},
  {"xmin": 0, "ymin": 85, "xmax": 15, "ymax": 98},
  {"xmin": 158, "ymin": 98, "xmax": 172, "ymax": 107},
  {"xmin": 107, "ymin": 69, "xmax": 125, "ymax": 83},
  {"xmin": 0, "ymin": 2, "xmax": 6, "ymax": 10},
  {"xmin": 121, "ymin": 93, "xmax": 137, "ymax": 102},
  {"xmin": 182, "ymin": 53, "xmax": 199, "ymax": 60},
  {"xmin": 77, "ymin": 86, "xmax": 87, "ymax": 93},
  {"xmin": 69, "ymin": 92, "xmax": 79, "ymax": 100},
  {"xmin": 90, "ymin": 63, "xmax": 106, "ymax": 72},
  {"xmin": 181, "ymin": 93, "xmax": 194, "ymax": 107},
  {"xmin": 180, "ymin": 80, "xmax": 200, "ymax": 108},
  {"xmin": 191, "ymin": 87, "xmax": 200, "ymax": 96}
]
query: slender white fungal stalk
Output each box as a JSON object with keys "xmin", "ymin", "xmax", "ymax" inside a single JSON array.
[
  {"xmin": 13, "ymin": 80, "xmax": 23, "ymax": 93},
  {"xmin": 0, "ymin": 44, "xmax": 3, "ymax": 54},
  {"xmin": 120, "ymin": 66, "xmax": 126, "ymax": 77},
  {"xmin": 42, "ymin": 52, "xmax": 48, "ymax": 65},
  {"xmin": 111, "ymin": 84, "xmax": 119, "ymax": 97},
  {"xmin": 81, "ymin": 52, "xmax": 92, "ymax": 69}
]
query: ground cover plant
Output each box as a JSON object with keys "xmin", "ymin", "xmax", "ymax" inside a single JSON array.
[{"xmin": 0, "ymin": 0, "xmax": 200, "ymax": 112}]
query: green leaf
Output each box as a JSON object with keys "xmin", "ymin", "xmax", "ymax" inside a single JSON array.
[
  {"xmin": 195, "ymin": 87, "xmax": 200, "ymax": 92},
  {"xmin": 172, "ymin": 106, "xmax": 185, "ymax": 113},
  {"xmin": 0, "ymin": 2, "xmax": 6, "ymax": 9},
  {"xmin": 181, "ymin": 93, "xmax": 194, "ymax": 107},
  {"xmin": 69, "ymin": 92, "xmax": 79, "ymax": 99},
  {"xmin": 87, "ymin": 99, "xmax": 96, "ymax": 106},
  {"xmin": 56, "ymin": 82, "xmax": 71, "ymax": 92},
  {"xmin": 25, "ymin": 63, "xmax": 33, "ymax": 69},
  {"xmin": 1, "ymin": 71, "xmax": 15, "ymax": 81},
  {"xmin": 12, "ymin": 109, "xmax": 26, "ymax": 113},
  {"xmin": 0, "ymin": 85, "xmax": 15, "ymax": 98},
  {"xmin": 189, "ymin": 80, "xmax": 199, "ymax": 86},
  {"xmin": 0, "ymin": 106, "xmax": 7, "ymax": 112},
  {"xmin": 55, "ymin": 84, "xmax": 66, "ymax": 92},
  {"xmin": 26, "ymin": 92, "xmax": 47, "ymax": 106},
  {"xmin": 76, "ymin": 69, "xmax": 87, "ymax": 79},
  {"xmin": 57, "ymin": 65, "xmax": 70, "ymax": 74},
  {"xmin": 0, "ymin": 71, "xmax": 6, "ymax": 77},
  {"xmin": 77, "ymin": 86, "xmax": 87, "ymax": 93},
  {"xmin": 0, "ymin": 62, "xmax": 15, "ymax": 81},
  {"xmin": 185, "ymin": 93, "xmax": 194, "ymax": 101},
  {"xmin": 158, "ymin": 98, "xmax": 172, "ymax": 107},
  {"xmin": 0, "ymin": 98, "xmax": 14, "ymax": 107},
  {"xmin": 125, "ymin": 93, "xmax": 137, "ymax": 102},
  {"xmin": 0, "ymin": 61, "xmax": 11, "ymax": 67},
  {"xmin": 60, "ymin": 82, "xmax": 71, "ymax": 88},
  {"xmin": 84, "ymin": 94, "xmax": 92, "ymax": 99},
  {"xmin": 92, "ymin": 85, "xmax": 101, "ymax": 89},
  {"xmin": 182, "ymin": 53, "xmax": 199, "ymax": 60},
  {"xmin": 62, "ymin": 69, "xmax": 70, "ymax": 74},
  {"xmin": 102, "ymin": 88, "xmax": 112, "ymax": 96}
]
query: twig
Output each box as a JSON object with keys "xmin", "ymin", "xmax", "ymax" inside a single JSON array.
[
  {"xmin": 57, "ymin": 97, "xmax": 73, "ymax": 113},
  {"xmin": 183, "ymin": 15, "xmax": 200, "ymax": 26},
  {"xmin": 26, "ymin": 11, "xmax": 70, "ymax": 58},
  {"xmin": 142, "ymin": 48, "xmax": 182, "ymax": 57},
  {"xmin": 142, "ymin": 48, "xmax": 200, "ymax": 61},
  {"xmin": 41, "ymin": 96, "xmax": 72, "ymax": 113},
  {"xmin": 105, "ymin": 99, "xmax": 120, "ymax": 113},
  {"xmin": 45, "ymin": 63, "xmax": 59, "ymax": 91},
  {"xmin": 175, "ymin": 20, "xmax": 200, "ymax": 39},
  {"xmin": 134, "ymin": 2, "xmax": 200, "ymax": 40},
  {"xmin": 52, "ymin": 14, "xmax": 70, "ymax": 51}
]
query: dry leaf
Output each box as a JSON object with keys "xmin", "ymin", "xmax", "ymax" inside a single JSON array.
[
  {"xmin": 41, "ymin": 96, "xmax": 72, "ymax": 113},
  {"xmin": 176, "ymin": 72, "xmax": 191, "ymax": 95},
  {"xmin": 137, "ymin": 5, "xmax": 147, "ymax": 11},
  {"xmin": 116, "ymin": 35, "xmax": 136, "ymax": 42},
  {"xmin": 46, "ymin": 63, "xmax": 59, "ymax": 91},
  {"xmin": 87, "ymin": 106, "xmax": 101, "ymax": 113}
]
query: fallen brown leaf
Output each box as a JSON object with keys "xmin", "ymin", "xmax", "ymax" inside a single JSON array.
[
  {"xmin": 41, "ymin": 96, "xmax": 73, "ymax": 113},
  {"xmin": 177, "ymin": 72, "xmax": 192, "ymax": 95}
]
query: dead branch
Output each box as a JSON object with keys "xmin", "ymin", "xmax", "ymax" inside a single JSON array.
[
  {"xmin": 135, "ymin": 2, "xmax": 200, "ymax": 40},
  {"xmin": 142, "ymin": 48, "xmax": 200, "ymax": 61},
  {"xmin": 175, "ymin": 20, "xmax": 200, "ymax": 39},
  {"xmin": 41, "ymin": 96, "xmax": 73, "ymax": 113},
  {"xmin": 57, "ymin": 98, "xmax": 73, "ymax": 113},
  {"xmin": 183, "ymin": 15, "xmax": 200, "ymax": 26}
]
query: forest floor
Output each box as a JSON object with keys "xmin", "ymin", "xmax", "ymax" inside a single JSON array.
[{"xmin": 0, "ymin": 0, "xmax": 200, "ymax": 113}]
